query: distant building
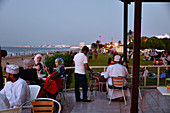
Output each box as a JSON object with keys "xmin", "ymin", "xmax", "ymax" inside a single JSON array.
[
  {"xmin": 156, "ymin": 34, "xmax": 169, "ymax": 39},
  {"xmin": 79, "ymin": 42, "xmax": 85, "ymax": 47}
]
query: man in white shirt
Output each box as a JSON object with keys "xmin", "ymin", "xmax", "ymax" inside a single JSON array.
[
  {"xmin": 73, "ymin": 46, "xmax": 93, "ymax": 102},
  {"xmin": 104, "ymin": 55, "xmax": 130, "ymax": 100},
  {"xmin": 0, "ymin": 64, "xmax": 30, "ymax": 108}
]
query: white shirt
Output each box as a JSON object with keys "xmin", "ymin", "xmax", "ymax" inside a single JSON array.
[
  {"xmin": 0, "ymin": 94, "xmax": 10, "ymax": 110},
  {"xmin": 0, "ymin": 78, "xmax": 30, "ymax": 108},
  {"xmin": 73, "ymin": 52, "xmax": 88, "ymax": 74},
  {"xmin": 104, "ymin": 64, "xmax": 129, "ymax": 86}
]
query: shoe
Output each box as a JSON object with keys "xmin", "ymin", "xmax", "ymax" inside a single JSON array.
[
  {"xmin": 82, "ymin": 99, "xmax": 92, "ymax": 102},
  {"xmin": 76, "ymin": 99, "xmax": 82, "ymax": 102}
]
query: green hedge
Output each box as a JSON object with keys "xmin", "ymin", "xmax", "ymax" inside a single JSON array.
[{"xmin": 44, "ymin": 53, "xmax": 74, "ymax": 88}]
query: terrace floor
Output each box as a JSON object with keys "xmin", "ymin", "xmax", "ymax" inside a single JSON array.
[{"xmin": 61, "ymin": 89, "xmax": 170, "ymax": 113}]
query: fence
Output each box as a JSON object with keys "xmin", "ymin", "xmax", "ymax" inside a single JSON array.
[{"xmin": 65, "ymin": 65, "xmax": 170, "ymax": 88}]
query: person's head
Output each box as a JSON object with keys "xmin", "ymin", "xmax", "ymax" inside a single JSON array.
[
  {"xmin": 34, "ymin": 54, "xmax": 42, "ymax": 64},
  {"xmin": 23, "ymin": 59, "xmax": 35, "ymax": 69},
  {"xmin": 5, "ymin": 64, "xmax": 19, "ymax": 82},
  {"xmin": 114, "ymin": 55, "xmax": 121, "ymax": 63},
  {"xmin": 46, "ymin": 66, "xmax": 54, "ymax": 74},
  {"xmin": 81, "ymin": 46, "xmax": 89, "ymax": 55},
  {"xmin": 55, "ymin": 58, "xmax": 64, "ymax": 67}
]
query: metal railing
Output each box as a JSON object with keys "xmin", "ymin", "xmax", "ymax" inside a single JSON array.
[{"xmin": 65, "ymin": 65, "xmax": 170, "ymax": 88}]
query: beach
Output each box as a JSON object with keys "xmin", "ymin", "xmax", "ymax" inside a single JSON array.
[{"xmin": 1, "ymin": 53, "xmax": 50, "ymax": 68}]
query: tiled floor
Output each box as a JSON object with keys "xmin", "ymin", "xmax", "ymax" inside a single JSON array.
[{"xmin": 61, "ymin": 89, "xmax": 170, "ymax": 113}]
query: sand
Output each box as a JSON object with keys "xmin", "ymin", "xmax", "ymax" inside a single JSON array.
[{"xmin": 1, "ymin": 53, "xmax": 50, "ymax": 68}]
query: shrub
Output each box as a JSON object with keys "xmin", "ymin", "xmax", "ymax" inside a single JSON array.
[{"xmin": 44, "ymin": 53, "xmax": 74, "ymax": 88}]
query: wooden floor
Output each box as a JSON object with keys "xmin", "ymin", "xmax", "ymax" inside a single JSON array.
[{"xmin": 61, "ymin": 89, "xmax": 170, "ymax": 113}]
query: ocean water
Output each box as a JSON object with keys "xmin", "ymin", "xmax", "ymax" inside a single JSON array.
[{"xmin": 1, "ymin": 47, "xmax": 73, "ymax": 56}]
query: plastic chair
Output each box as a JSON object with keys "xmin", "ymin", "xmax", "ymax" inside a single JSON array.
[
  {"xmin": 29, "ymin": 85, "xmax": 41, "ymax": 101},
  {"xmin": 109, "ymin": 76, "xmax": 127, "ymax": 105},
  {"xmin": 0, "ymin": 107, "xmax": 22, "ymax": 113},
  {"xmin": 21, "ymin": 98, "xmax": 61, "ymax": 113}
]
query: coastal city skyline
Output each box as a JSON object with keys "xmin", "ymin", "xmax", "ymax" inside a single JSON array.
[{"xmin": 0, "ymin": 0, "xmax": 170, "ymax": 46}]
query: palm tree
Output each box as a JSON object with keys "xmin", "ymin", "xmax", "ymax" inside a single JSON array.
[{"xmin": 96, "ymin": 40, "xmax": 100, "ymax": 50}]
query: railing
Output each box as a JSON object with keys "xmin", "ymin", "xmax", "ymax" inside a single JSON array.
[{"xmin": 65, "ymin": 65, "xmax": 170, "ymax": 88}]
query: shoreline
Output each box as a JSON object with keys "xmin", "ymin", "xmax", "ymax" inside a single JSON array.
[{"xmin": 1, "ymin": 50, "xmax": 79, "ymax": 68}]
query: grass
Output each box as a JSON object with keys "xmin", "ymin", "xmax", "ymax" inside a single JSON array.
[{"xmin": 69, "ymin": 53, "xmax": 168, "ymax": 88}]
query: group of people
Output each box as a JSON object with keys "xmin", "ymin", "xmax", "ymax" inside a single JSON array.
[
  {"xmin": 73, "ymin": 46, "xmax": 130, "ymax": 102},
  {"xmin": 0, "ymin": 45, "xmax": 131, "ymax": 111},
  {"xmin": 88, "ymin": 49, "xmax": 98, "ymax": 62},
  {"xmin": 0, "ymin": 54, "xmax": 66, "ymax": 110}
]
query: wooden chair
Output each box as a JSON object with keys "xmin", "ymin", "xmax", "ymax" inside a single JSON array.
[
  {"xmin": 109, "ymin": 76, "xmax": 127, "ymax": 105},
  {"xmin": 0, "ymin": 107, "xmax": 22, "ymax": 113},
  {"xmin": 21, "ymin": 98, "xmax": 61, "ymax": 113}
]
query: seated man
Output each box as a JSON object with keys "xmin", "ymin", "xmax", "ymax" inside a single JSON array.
[
  {"xmin": 0, "ymin": 64, "xmax": 30, "ymax": 108},
  {"xmin": 104, "ymin": 55, "xmax": 130, "ymax": 101}
]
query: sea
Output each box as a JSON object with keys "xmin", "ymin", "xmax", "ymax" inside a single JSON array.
[{"xmin": 1, "ymin": 47, "xmax": 76, "ymax": 56}]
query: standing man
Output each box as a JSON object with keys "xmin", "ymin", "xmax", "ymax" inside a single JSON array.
[
  {"xmin": 73, "ymin": 46, "xmax": 93, "ymax": 102},
  {"xmin": 0, "ymin": 64, "xmax": 30, "ymax": 108}
]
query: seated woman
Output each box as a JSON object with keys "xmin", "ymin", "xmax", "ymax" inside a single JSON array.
[
  {"xmin": 55, "ymin": 58, "xmax": 67, "ymax": 78},
  {"xmin": 37, "ymin": 66, "xmax": 62, "ymax": 99},
  {"xmin": 19, "ymin": 59, "xmax": 40, "ymax": 85},
  {"xmin": 34, "ymin": 54, "xmax": 45, "ymax": 73}
]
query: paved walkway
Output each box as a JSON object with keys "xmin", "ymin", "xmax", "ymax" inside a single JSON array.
[{"xmin": 61, "ymin": 89, "xmax": 170, "ymax": 113}]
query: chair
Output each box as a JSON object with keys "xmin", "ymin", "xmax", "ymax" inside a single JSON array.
[
  {"xmin": 109, "ymin": 76, "xmax": 127, "ymax": 105},
  {"xmin": 57, "ymin": 76, "xmax": 69, "ymax": 106},
  {"xmin": 0, "ymin": 107, "xmax": 22, "ymax": 113},
  {"xmin": 165, "ymin": 78, "xmax": 170, "ymax": 86},
  {"xmin": 29, "ymin": 85, "xmax": 41, "ymax": 101},
  {"xmin": 21, "ymin": 98, "xmax": 61, "ymax": 113}
]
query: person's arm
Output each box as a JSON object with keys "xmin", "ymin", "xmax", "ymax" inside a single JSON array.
[
  {"xmin": 73, "ymin": 60, "xmax": 75, "ymax": 65},
  {"xmin": 84, "ymin": 63, "xmax": 93, "ymax": 72}
]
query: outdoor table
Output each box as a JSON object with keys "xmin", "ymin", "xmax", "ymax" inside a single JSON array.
[
  {"xmin": 157, "ymin": 87, "xmax": 170, "ymax": 96},
  {"xmin": 37, "ymin": 74, "xmax": 46, "ymax": 81}
]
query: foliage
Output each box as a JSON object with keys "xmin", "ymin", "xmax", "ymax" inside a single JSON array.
[
  {"xmin": 44, "ymin": 53, "xmax": 74, "ymax": 88},
  {"xmin": 91, "ymin": 43, "xmax": 103, "ymax": 49},
  {"xmin": 127, "ymin": 36, "xmax": 170, "ymax": 51}
]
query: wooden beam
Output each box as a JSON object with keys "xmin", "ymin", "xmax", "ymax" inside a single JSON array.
[
  {"xmin": 123, "ymin": 1, "xmax": 128, "ymax": 63},
  {"xmin": 130, "ymin": 0, "xmax": 142, "ymax": 113},
  {"xmin": 0, "ymin": 46, "xmax": 3, "ymax": 90}
]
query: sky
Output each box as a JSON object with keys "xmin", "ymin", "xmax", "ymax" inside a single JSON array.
[{"xmin": 0, "ymin": 0, "xmax": 170, "ymax": 47}]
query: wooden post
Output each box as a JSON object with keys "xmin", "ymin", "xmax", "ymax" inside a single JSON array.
[
  {"xmin": 144, "ymin": 66, "xmax": 147, "ymax": 87},
  {"xmin": 0, "ymin": 46, "xmax": 4, "ymax": 90},
  {"xmin": 157, "ymin": 66, "xmax": 160, "ymax": 86},
  {"xmin": 123, "ymin": 1, "xmax": 128, "ymax": 63},
  {"xmin": 130, "ymin": 0, "xmax": 142, "ymax": 113}
]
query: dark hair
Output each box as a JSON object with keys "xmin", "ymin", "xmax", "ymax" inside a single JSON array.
[
  {"xmin": 47, "ymin": 66, "xmax": 54, "ymax": 74},
  {"xmin": 82, "ymin": 46, "xmax": 89, "ymax": 52},
  {"xmin": 36, "ymin": 63, "xmax": 43, "ymax": 70}
]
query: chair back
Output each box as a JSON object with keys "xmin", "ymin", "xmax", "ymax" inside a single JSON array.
[
  {"xmin": 112, "ymin": 77, "xmax": 125, "ymax": 87},
  {"xmin": 0, "ymin": 107, "xmax": 22, "ymax": 113},
  {"xmin": 29, "ymin": 85, "xmax": 41, "ymax": 101},
  {"xmin": 21, "ymin": 98, "xmax": 61, "ymax": 113}
]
